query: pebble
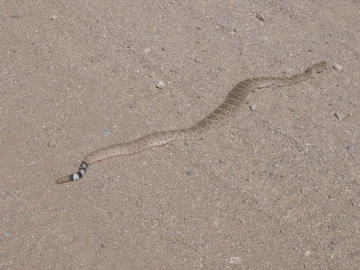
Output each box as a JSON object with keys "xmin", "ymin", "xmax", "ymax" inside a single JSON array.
[
  {"xmin": 149, "ymin": 72, "xmax": 155, "ymax": 78},
  {"xmin": 156, "ymin": 80, "xmax": 165, "ymax": 89},
  {"xmin": 334, "ymin": 112, "xmax": 345, "ymax": 120},
  {"xmin": 333, "ymin": 64, "xmax": 343, "ymax": 71},
  {"xmin": 48, "ymin": 140, "xmax": 57, "ymax": 147},
  {"xmin": 283, "ymin": 68, "xmax": 295, "ymax": 75},
  {"xmin": 88, "ymin": 56, "xmax": 96, "ymax": 63},
  {"xmin": 195, "ymin": 58, "xmax": 200, "ymax": 63},
  {"xmin": 304, "ymin": 250, "xmax": 311, "ymax": 257},
  {"xmin": 256, "ymin": 12, "xmax": 265, "ymax": 22},
  {"xmin": 144, "ymin": 48, "xmax": 151, "ymax": 54},
  {"xmin": 50, "ymin": 14, "xmax": 57, "ymax": 20},
  {"xmin": 229, "ymin": 257, "xmax": 242, "ymax": 264},
  {"xmin": 102, "ymin": 130, "xmax": 110, "ymax": 136},
  {"xmin": 250, "ymin": 104, "xmax": 257, "ymax": 111},
  {"xmin": 347, "ymin": 144, "xmax": 355, "ymax": 150}
]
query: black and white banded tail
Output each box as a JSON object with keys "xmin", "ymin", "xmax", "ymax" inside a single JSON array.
[{"xmin": 55, "ymin": 162, "xmax": 88, "ymax": 184}]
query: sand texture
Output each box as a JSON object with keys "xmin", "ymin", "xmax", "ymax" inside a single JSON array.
[{"xmin": 1, "ymin": 1, "xmax": 360, "ymax": 269}]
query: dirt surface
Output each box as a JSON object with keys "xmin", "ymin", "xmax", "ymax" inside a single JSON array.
[{"xmin": 1, "ymin": 0, "xmax": 360, "ymax": 269}]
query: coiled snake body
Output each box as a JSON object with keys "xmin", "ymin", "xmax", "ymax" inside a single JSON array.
[{"xmin": 56, "ymin": 61, "xmax": 326, "ymax": 184}]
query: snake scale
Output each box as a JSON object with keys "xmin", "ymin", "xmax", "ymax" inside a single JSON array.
[{"xmin": 56, "ymin": 61, "xmax": 326, "ymax": 184}]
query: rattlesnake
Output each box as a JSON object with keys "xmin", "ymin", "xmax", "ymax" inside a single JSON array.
[{"xmin": 56, "ymin": 61, "xmax": 326, "ymax": 184}]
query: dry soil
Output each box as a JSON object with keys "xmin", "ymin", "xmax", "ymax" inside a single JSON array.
[{"xmin": 1, "ymin": 1, "xmax": 360, "ymax": 269}]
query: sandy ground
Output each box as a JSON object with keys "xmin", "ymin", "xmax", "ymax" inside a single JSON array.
[{"xmin": 1, "ymin": 0, "xmax": 360, "ymax": 269}]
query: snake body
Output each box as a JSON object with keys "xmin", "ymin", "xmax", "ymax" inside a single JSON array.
[{"xmin": 56, "ymin": 61, "xmax": 326, "ymax": 184}]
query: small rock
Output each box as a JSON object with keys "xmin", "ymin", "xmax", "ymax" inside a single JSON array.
[
  {"xmin": 250, "ymin": 104, "xmax": 257, "ymax": 111},
  {"xmin": 256, "ymin": 12, "xmax": 265, "ymax": 22},
  {"xmin": 156, "ymin": 80, "xmax": 165, "ymax": 89},
  {"xmin": 50, "ymin": 14, "xmax": 57, "ymax": 20},
  {"xmin": 149, "ymin": 72, "xmax": 155, "ymax": 78},
  {"xmin": 347, "ymin": 144, "xmax": 355, "ymax": 150},
  {"xmin": 283, "ymin": 68, "xmax": 295, "ymax": 75},
  {"xmin": 334, "ymin": 112, "xmax": 345, "ymax": 120},
  {"xmin": 48, "ymin": 140, "xmax": 57, "ymax": 147},
  {"xmin": 304, "ymin": 250, "xmax": 311, "ymax": 257},
  {"xmin": 102, "ymin": 130, "xmax": 110, "ymax": 136},
  {"xmin": 333, "ymin": 64, "xmax": 343, "ymax": 71},
  {"xmin": 229, "ymin": 257, "xmax": 242, "ymax": 264},
  {"xmin": 144, "ymin": 48, "xmax": 151, "ymax": 54},
  {"xmin": 195, "ymin": 58, "xmax": 200, "ymax": 63}
]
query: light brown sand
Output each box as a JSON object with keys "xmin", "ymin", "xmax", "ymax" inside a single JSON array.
[{"xmin": 1, "ymin": 1, "xmax": 360, "ymax": 269}]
